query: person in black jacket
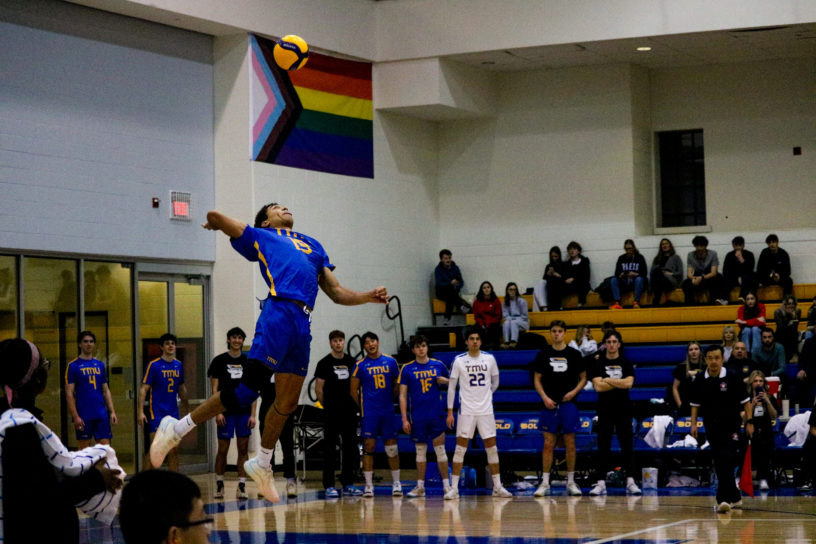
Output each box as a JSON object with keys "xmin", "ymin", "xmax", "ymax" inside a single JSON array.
[
  {"xmin": 723, "ymin": 236, "xmax": 755, "ymax": 302},
  {"xmin": 549, "ymin": 241, "xmax": 591, "ymax": 309},
  {"xmin": 1, "ymin": 338, "xmax": 121, "ymax": 544},
  {"xmin": 608, "ymin": 239, "xmax": 648, "ymax": 309},
  {"xmin": 756, "ymin": 233, "xmax": 793, "ymax": 295}
]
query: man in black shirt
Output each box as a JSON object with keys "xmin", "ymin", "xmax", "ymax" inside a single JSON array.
[
  {"xmin": 588, "ymin": 331, "xmax": 641, "ymax": 495},
  {"xmin": 531, "ymin": 320, "xmax": 586, "ymax": 497},
  {"xmin": 207, "ymin": 327, "xmax": 255, "ymax": 500},
  {"xmin": 723, "ymin": 236, "xmax": 755, "ymax": 302},
  {"xmin": 314, "ymin": 330, "xmax": 362, "ymax": 498},
  {"xmin": 756, "ymin": 233, "xmax": 793, "ymax": 295},
  {"xmin": 690, "ymin": 345, "xmax": 751, "ymax": 513},
  {"xmin": 726, "ymin": 342, "xmax": 755, "ymax": 384}
]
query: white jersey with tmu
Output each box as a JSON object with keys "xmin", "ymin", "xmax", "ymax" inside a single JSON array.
[{"xmin": 449, "ymin": 351, "xmax": 499, "ymax": 416}]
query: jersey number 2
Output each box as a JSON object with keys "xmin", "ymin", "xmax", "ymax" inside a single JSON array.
[{"xmin": 468, "ymin": 373, "xmax": 485, "ymax": 387}]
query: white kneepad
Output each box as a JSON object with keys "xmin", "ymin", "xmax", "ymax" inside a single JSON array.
[
  {"xmin": 434, "ymin": 444, "xmax": 448, "ymax": 463},
  {"xmin": 414, "ymin": 443, "xmax": 427, "ymax": 463},
  {"xmin": 486, "ymin": 445, "xmax": 499, "ymax": 464},
  {"xmin": 384, "ymin": 444, "xmax": 399, "ymax": 458},
  {"xmin": 453, "ymin": 444, "xmax": 467, "ymax": 464}
]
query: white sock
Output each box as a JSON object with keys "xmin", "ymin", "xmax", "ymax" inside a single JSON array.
[
  {"xmin": 596, "ymin": 479, "xmax": 605, "ymax": 487},
  {"xmin": 416, "ymin": 479, "xmax": 424, "ymax": 489},
  {"xmin": 364, "ymin": 471, "xmax": 374, "ymax": 486},
  {"xmin": 256, "ymin": 447, "xmax": 274, "ymax": 469},
  {"xmin": 391, "ymin": 470, "xmax": 400, "ymax": 484},
  {"xmin": 567, "ymin": 472, "xmax": 575, "ymax": 484},
  {"xmin": 492, "ymin": 473, "xmax": 502, "ymax": 489},
  {"xmin": 238, "ymin": 477, "xmax": 246, "ymax": 484},
  {"xmin": 443, "ymin": 479, "xmax": 452, "ymax": 491},
  {"xmin": 451, "ymin": 474, "xmax": 460, "ymax": 488},
  {"xmin": 216, "ymin": 475, "xmax": 224, "ymax": 482},
  {"xmin": 627, "ymin": 477, "xmax": 635, "ymax": 485},
  {"xmin": 287, "ymin": 478, "xmax": 295, "ymax": 485},
  {"xmin": 173, "ymin": 414, "xmax": 196, "ymax": 437},
  {"xmin": 542, "ymin": 473, "xmax": 550, "ymax": 485}
]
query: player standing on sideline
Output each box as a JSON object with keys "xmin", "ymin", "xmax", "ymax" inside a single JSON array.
[
  {"xmin": 149, "ymin": 204, "xmax": 387, "ymax": 502},
  {"xmin": 315, "ymin": 330, "xmax": 363, "ymax": 498},
  {"xmin": 139, "ymin": 333, "xmax": 188, "ymax": 471},
  {"xmin": 532, "ymin": 320, "xmax": 585, "ymax": 497},
  {"xmin": 65, "ymin": 330, "xmax": 118, "ymax": 448},
  {"xmin": 207, "ymin": 327, "xmax": 256, "ymax": 500},
  {"xmin": 588, "ymin": 330, "xmax": 641, "ymax": 496},
  {"xmin": 351, "ymin": 332, "xmax": 402, "ymax": 497},
  {"xmin": 445, "ymin": 328, "xmax": 513, "ymax": 499},
  {"xmin": 399, "ymin": 335, "xmax": 452, "ymax": 498},
  {"xmin": 689, "ymin": 345, "xmax": 751, "ymax": 513}
]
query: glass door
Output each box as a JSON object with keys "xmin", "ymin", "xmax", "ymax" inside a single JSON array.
[{"xmin": 137, "ymin": 275, "xmax": 210, "ymax": 472}]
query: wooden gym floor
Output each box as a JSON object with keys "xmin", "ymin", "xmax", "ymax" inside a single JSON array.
[{"xmin": 82, "ymin": 472, "xmax": 816, "ymax": 544}]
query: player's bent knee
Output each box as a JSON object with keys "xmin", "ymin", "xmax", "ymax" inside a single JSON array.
[
  {"xmin": 486, "ymin": 445, "xmax": 499, "ymax": 465},
  {"xmin": 414, "ymin": 443, "xmax": 427, "ymax": 463},
  {"xmin": 434, "ymin": 444, "xmax": 448, "ymax": 463},
  {"xmin": 384, "ymin": 444, "xmax": 399, "ymax": 458},
  {"xmin": 453, "ymin": 444, "xmax": 467, "ymax": 464}
]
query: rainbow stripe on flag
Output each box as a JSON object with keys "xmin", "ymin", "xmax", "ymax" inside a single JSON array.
[{"xmin": 250, "ymin": 35, "xmax": 373, "ymax": 178}]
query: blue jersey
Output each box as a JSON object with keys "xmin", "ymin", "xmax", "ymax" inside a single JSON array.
[
  {"xmin": 398, "ymin": 359, "xmax": 448, "ymax": 422},
  {"xmin": 142, "ymin": 358, "xmax": 184, "ymax": 420},
  {"xmin": 230, "ymin": 226, "xmax": 334, "ymax": 309},
  {"xmin": 65, "ymin": 357, "xmax": 108, "ymax": 421},
  {"xmin": 352, "ymin": 354, "xmax": 398, "ymax": 417}
]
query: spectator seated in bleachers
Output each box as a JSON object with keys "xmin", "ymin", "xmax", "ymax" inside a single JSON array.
[
  {"xmin": 736, "ymin": 292, "xmax": 766, "ymax": 353},
  {"xmin": 682, "ymin": 235, "xmax": 729, "ymax": 306},
  {"xmin": 741, "ymin": 370, "xmax": 778, "ymax": 491},
  {"xmin": 753, "ymin": 327, "xmax": 787, "ymax": 382},
  {"xmin": 568, "ymin": 325, "xmax": 598, "ymax": 358},
  {"xmin": 472, "ymin": 281, "xmax": 502, "ymax": 350},
  {"xmin": 727, "ymin": 341, "xmax": 754, "ymax": 384},
  {"xmin": 649, "ymin": 238, "xmax": 684, "ymax": 307},
  {"xmin": 805, "ymin": 295, "xmax": 816, "ymax": 342},
  {"xmin": 548, "ymin": 241, "xmax": 592, "ymax": 309},
  {"xmin": 756, "ymin": 233, "xmax": 794, "ymax": 296},
  {"xmin": 721, "ymin": 325, "xmax": 738, "ymax": 362},
  {"xmin": 774, "ymin": 294, "xmax": 801, "ymax": 363},
  {"xmin": 723, "ymin": 235, "xmax": 756, "ymax": 303},
  {"xmin": 605, "ymin": 239, "xmax": 648, "ymax": 309},
  {"xmin": 666, "ymin": 341, "xmax": 704, "ymax": 416},
  {"xmin": 534, "ymin": 246, "xmax": 562, "ymax": 311},
  {"xmin": 434, "ymin": 249, "xmax": 471, "ymax": 325},
  {"xmin": 501, "ymin": 282, "xmax": 528, "ymax": 349}
]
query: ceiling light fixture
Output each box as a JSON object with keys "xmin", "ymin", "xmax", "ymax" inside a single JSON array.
[{"xmin": 636, "ymin": 46, "xmax": 652, "ymax": 51}]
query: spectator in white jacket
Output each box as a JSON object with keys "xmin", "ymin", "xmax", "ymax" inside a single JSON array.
[{"xmin": 501, "ymin": 282, "xmax": 528, "ymax": 349}]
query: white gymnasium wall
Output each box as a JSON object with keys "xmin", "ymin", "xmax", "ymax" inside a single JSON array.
[
  {"xmin": 0, "ymin": 0, "xmax": 215, "ymax": 261},
  {"xmin": 436, "ymin": 59, "xmax": 816, "ymax": 297}
]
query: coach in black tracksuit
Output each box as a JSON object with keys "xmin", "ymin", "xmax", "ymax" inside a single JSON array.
[{"xmin": 689, "ymin": 345, "xmax": 750, "ymax": 512}]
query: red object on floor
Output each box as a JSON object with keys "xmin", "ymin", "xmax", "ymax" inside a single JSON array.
[{"xmin": 739, "ymin": 441, "xmax": 754, "ymax": 497}]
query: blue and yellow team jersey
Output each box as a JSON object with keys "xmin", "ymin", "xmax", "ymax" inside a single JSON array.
[
  {"xmin": 65, "ymin": 357, "xmax": 108, "ymax": 420},
  {"xmin": 398, "ymin": 358, "xmax": 448, "ymax": 422},
  {"xmin": 352, "ymin": 354, "xmax": 398, "ymax": 416},
  {"xmin": 142, "ymin": 358, "xmax": 184, "ymax": 419},
  {"xmin": 230, "ymin": 225, "xmax": 334, "ymax": 309}
]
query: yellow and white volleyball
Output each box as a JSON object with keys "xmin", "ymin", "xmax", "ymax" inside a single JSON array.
[{"xmin": 273, "ymin": 35, "xmax": 309, "ymax": 71}]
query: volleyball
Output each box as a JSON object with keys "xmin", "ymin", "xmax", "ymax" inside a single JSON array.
[{"xmin": 273, "ymin": 35, "xmax": 309, "ymax": 71}]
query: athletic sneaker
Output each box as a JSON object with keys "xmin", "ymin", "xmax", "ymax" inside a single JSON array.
[
  {"xmin": 443, "ymin": 487, "xmax": 459, "ymax": 500},
  {"xmin": 343, "ymin": 485, "xmax": 363, "ymax": 496},
  {"xmin": 236, "ymin": 482, "xmax": 248, "ymax": 500},
  {"xmin": 716, "ymin": 501, "xmax": 731, "ymax": 513},
  {"xmin": 286, "ymin": 480, "xmax": 297, "ymax": 498},
  {"xmin": 533, "ymin": 484, "xmax": 550, "ymax": 497},
  {"xmin": 244, "ymin": 457, "xmax": 279, "ymax": 503},
  {"xmin": 566, "ymin": 482, "xmax": 583, "ymax": 496},
  {"xmin": 610, "ymin": 303, "xmax": 623, "ymax": 310},
  {"xmin": 149, "ymin": 416, "xmax": 181, "ymax": 467},
  {"xmin": 406, "ymin": 486, "xmax": 425, "ymax": 498},
  {"xmin": 492, "ymin": 486, "xmax": 513, "ymax": 498},
  {"xmin": 632, "ymin": 301, "xmax": 640, "ymax": 309},
  {"xmin": 214, "ymin": 480, "xmax": 224, "ymax": 499},
  {"xmin": 363, "ymin": 485, "xmax": 374, "ymax": 498},
  {"xmin": 589, "ymin": 481, "xmax": 607, "ymax": 496},
  {"xmin": 730, "ymin": 499, "xmax": 743, "ymax": 509},
  {"xmin": 392, "ymin": 481, "xmax": 403, "ymax": 497},
  {"xmin": 325, "ymin": 487, "xmax": 340, "ymax": 499},
  {"xmin": 626, "ymin": 481, "xmax": 642, "ymax": 495},
  {"xmin": 759, "ymin": 479, "xmax": 769, "ymax": 491}
]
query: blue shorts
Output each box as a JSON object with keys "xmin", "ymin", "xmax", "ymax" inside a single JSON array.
[
  {"xmin": 149, "ymin": 408, "xmax": 179, "ymax": 433},
  {"xmin": 217, "ymin": 413, "xmax": 252, "ymax": 440},
  {"xmin": 410, "ymin": 416, "xmax": 447, "ymax": 444},
  {"xmin": 76, "ymin": 418, "xmax": 112, "ymax": 441},
  {"xmin": 249, "ymin": 299, "xmax": 312, "ymax": 377},
  {"xmin": 361, "ymin": 411, "xmax": 399, "ymax": 440},
  {"xmin": 539, "ymin": 401, "xmax": 580, "ymax": 435}
]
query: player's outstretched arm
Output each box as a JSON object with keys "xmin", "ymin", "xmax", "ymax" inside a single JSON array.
[
  {"xmin": 319, "ymin": 267, "xmax": 387, "ymax": 306},
  {"xmin": 201, "ymin": 210, "xmax": 247, "ymax": 239}
]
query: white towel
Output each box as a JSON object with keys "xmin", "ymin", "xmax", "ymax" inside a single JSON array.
[
  {"xmin": 783, "ymin": 411, "xmax": 812, "ymax": 447},
  {"xmin": 644, "ymin": 415, "xmax": 674, "ymax": 449},
  {"xmin": 0, "ymin": 408, "xmax": 125, "ymax": 537},
  {"xmin": 667, "ymin": 434, "xmax": 699, "ymax": 449}
]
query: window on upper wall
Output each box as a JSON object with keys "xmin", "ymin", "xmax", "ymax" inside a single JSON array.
[{"xmin": 656, "ymin": 129, "xmax": 706, "ymax": 228}]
